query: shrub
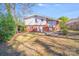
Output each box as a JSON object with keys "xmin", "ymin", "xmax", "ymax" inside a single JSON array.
[
  {"xmin": 17, "ymin": 25, "xmax": 25, "ymax": 32},
  {"xmin": 0, "ymin": 13, "xmax": 16, "ymax": 42},
  {"xmin": 59, "ymin": 16, "xmax": 69, "ymax": 35}
]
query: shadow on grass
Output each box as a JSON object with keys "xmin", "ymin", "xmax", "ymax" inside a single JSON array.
[
  {"xmin": 0, "ymin": 42, "xmax": 26, "ymax": 56},
  {"xmin": 2, "ymin": 32, "xmax": 78, "ymax": 56},
  {"xmin": 34, "ymin": 39, "xmax": 65, "ymax": 56},
  {"xmin": 34, "ymin": 37, "xmax": 79, "ymax": 55},
  {"xmin": 13, "ymin": 40, "xmax": 44, "ymax": 56}
]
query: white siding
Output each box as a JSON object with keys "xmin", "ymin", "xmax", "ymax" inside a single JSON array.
[
  {"xmin": 24, "ymin": 17, "xmax": 47, "ymax": 25},
  {"xmin": 24, "ymin": 18, "xmax": 35, "ymax": 25},
  {"xmin": 36, "ymin": 18, "xmax": 46, "ymax": 25}
]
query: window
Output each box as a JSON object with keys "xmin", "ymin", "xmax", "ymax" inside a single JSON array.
[
  {"xmin": 35, "ymin": 18, "xmax": 37, "ymax": 23},
  {"xmin": 41, "ymin": 19, "xmax": 44, "ymax": 21}
]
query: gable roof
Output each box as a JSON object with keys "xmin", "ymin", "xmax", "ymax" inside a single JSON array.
[
  {"xmin": 66, "ymin": 18, "xmax": 79, "ymax": 24},
  {"xmin": 24, "ymin": 15, "xmax": 56, "ymax": 21}
]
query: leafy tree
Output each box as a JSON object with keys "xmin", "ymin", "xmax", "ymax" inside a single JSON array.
[
  {"xmin": 0, "ymin": 13, "xmax": 16, "ymax": 42},
  {"xmin": 0, "ymin": 4, "xmax": 16, "ymax": 42},
  {"xmin": 59, "ymin": 16, "xmax": 69, "ymax": 35},
  {"xmin": 0, "ymin": 3, "xmax": 35, "ymax": 42}
]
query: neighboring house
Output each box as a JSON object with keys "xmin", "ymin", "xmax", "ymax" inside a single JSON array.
[
  {"xmin": 24, "ymin": 15, "xmax": 60, "ymax": 32},
  {"xmin": 66, "ymin": 19, "xmax": 79, "ymax": 30}
]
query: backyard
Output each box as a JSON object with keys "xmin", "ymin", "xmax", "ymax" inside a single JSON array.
[
  {"xmin": 0, "ymin": 32, "xmax": 79, "ymax": 56},
  {"xmin": 0, "ymin": 3, "xmax": 79, "ymax": 56}
]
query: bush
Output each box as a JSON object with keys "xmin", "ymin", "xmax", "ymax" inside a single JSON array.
[
  {"xmin": 17, "ymin": 25, "xmax": 25, "ymax": 32},
  {"xmin": 59, "ymin": 22, "xmax": 68, "ymax": 35},
  {"xmin": 61, "ymin": 28, "xmax": 68, "ymax": 35},
  {"xmin": 59, "ymin": 16, "xmax": 69, "ymax": 35},
  {"xmin": 0, "ymin": 13, "xmax": 16, "ymax": 42}
]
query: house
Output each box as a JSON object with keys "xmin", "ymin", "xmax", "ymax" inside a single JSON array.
[
  {"xmin": 24, "ymin": 15, "xmax": 60, "ymax": 32},
  {"xmin": 66, "ymin": 18, "xmax": 79, "ymax": 30}
]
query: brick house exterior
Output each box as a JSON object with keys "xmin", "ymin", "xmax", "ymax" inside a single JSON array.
[{"xmin": 24, "ymin": 15, "xmax": 60, "ymax": 32}]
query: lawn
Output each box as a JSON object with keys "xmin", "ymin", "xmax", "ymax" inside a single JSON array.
[{"xmin": 0, "ymin": 32, "xmax": 79, "ymax": 56}]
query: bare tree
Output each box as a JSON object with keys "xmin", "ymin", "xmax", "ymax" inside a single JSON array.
[
  {"xmin": 5, "ymin": 3, "xmax": 35, "ymax": 32},
  {"xmin": 5, "ymin": 3, "xmax": 35, "ymax": 24}
]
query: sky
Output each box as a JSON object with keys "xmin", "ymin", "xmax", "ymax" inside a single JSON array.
[
  {"xmin": 1, "ymin": 3, "xmax": 79, "ymax": 19},
  {"xmin": 29, "ymin": 3, "xmax": 79, "ymax": 19}
]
